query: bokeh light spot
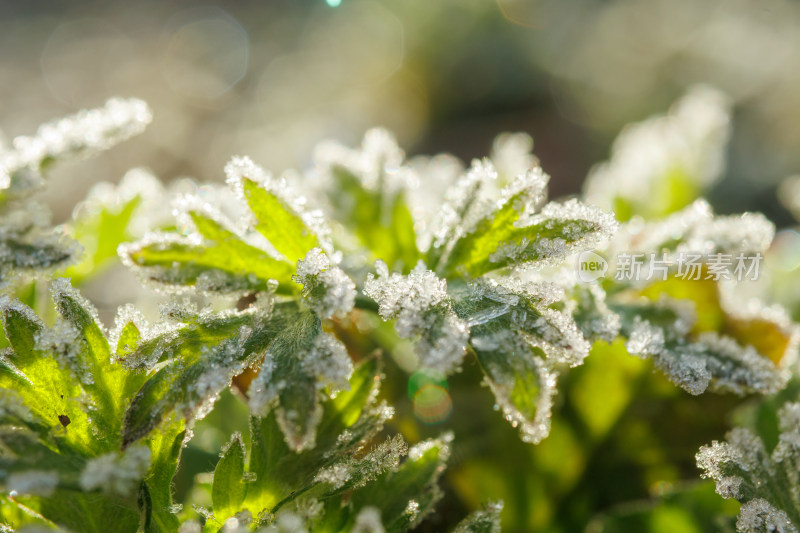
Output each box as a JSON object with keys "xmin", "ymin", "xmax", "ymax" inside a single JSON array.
[{"xmin": 413, "ymin": 384, "xmax": 453, "ymax": 425}]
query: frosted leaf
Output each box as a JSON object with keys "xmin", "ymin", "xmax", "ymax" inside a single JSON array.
[
  {"xmin": 453, "ymin": 500, "xmax": 504, "ymax": 533},
  {"xmin": 247, "ymin": 312, "xmax": 353, "ymax": 452},
  {"xmin": 566, "ymin": 282, "xmax": 621, "ymax": 343},
  {"xmin": 224, "ymin": 155, "xmax": 332, "ymax": 256},
  {"xmin": 6, "ymin": 470, "xmax": 59, "ymax": 496},
  {"xmin": 79, "ymin": 445, "xmax": 151, "ymax": 496},
  {"xmin": 482, "ymin": 351, "xmax": 557, "ymax": 444},
  {"xmin": 491, "ymin": 131, "xmax": 538, "ymax": 181},
  {"xmin": 697, "ymin": 402, "xmax": 800, "ymax": 531},
  {"xmin": 294, "ymin": 248, "xmax": 356, "ymax": 319},
  {"xmin": 429, "ymin": 158, "xmax": 501, "ymax": 254},
  {"xmin": 454, "ymin": 277, "xmax": 590, "ymax": 368},
  {"xmin": 352, "ymin": 506, "xmax": 385, "ymax": 533},
  {"xmin": 605, "ymin": 200, "xmax": 773, "ymax": 280},
  {"xmin": 619, "ymin": 302, "xmax": 788, "ymax": 396},
  {"xmin": 584, "ymin": 86, "xmax": 730, "ymax": 219},
  {"xmin": 313, "ymin": 128, "xmax": 409, "ymax": 194},
  {"xmin": 0, "ymin": 98, "xmax": 151, "ymax": 192},
  {"xmin": 364, "ymin": 261, "xmax": 468, "ymax": 374},
  {"xmin": 314, "ymin": 434, "xmax": 407, "ymax": 491},
  {"xmin": 0, "ymin": 203, "xmax": 81, "ymax": 284},
  {"xmin": 34, "ymin": 320, "xmax": 87, "ymax": 383},
  {"xmin": 432, "ymin": 162, "xmax": 616, "ymax": 276}
]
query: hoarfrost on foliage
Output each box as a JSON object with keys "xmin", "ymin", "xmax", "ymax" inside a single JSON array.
[
  {"xmin": 584, "ymin": 85, "xmax": 731, "ymax": 215},
  {"xmin": 624, "ymin": 312, "xmax": 788, "ymax": 396},
  {"xmin": 314, "ymin": 434, "xmax": 407, "ymax": 490},
  {"xmin": 737, "ymin": 499, "xmax": 799, "ymax": 533},
  {"xmin": 0, "ymin": 98, "xmax": 151, "ymax": 191},
  {"xmin": 697, "ymin": 401, "xmax": 800, "ymax": 532},
  {"xmin": 483, "ymin": 356, "xmax": 558, "ymax": 445},
  {"xmin": 294, "ymin": 247, "xmax": 356, "ymax": 319},
  {"xmin": 364, "ymin": 261, "xmax": 468, "ymax": 374},
  {"xmin": 225, "ymin": 155, "xmax": 332, "ymax": 254},
  {"xmin": 79, "ymin": 445, "xmax": 151, "ymax": 496},
  {"xmin": 313, "ymin": 127, "xmax": 412, "ymax": 195},
  {"xmin": 605, "ymin": 199, "xmax": 774, "ymax": 275}
]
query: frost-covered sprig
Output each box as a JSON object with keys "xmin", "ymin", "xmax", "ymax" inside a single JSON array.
[
  {"xmin": 0, "ymin": 98, "xmax": 151, "ymax": 193},
  {"xmin": 697, "ymin": 402, "xmax": 800, "ymax": 532},
  {"xmin": 294, "ymin": 247, "xmax": 356, "ymax": 319},
  {"xmin": 364, "ymin": 260, "xmax": 469, "ymax": 375},
  {"xmin": 585, "ymin": 85, "xmax": 730, "ymax": 220},
  {"xmin": 121, "ymin": 155, "xmax": 337, "ymax": 296}
]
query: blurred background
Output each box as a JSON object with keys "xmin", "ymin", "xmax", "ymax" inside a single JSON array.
[
  {"xmin": 2, "ymin": 1, "xmax": 800, "ymax": 531},
  {"xmin": 2, "ymin": 0, "xmax": 800, "ymax": 224}
]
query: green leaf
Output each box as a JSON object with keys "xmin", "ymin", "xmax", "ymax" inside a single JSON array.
[
  {"xmin": 441, "ymin": 198, "xmax": 612, "ymax": 277},
  {"xmin": 241, "ymin": 177, "xmax": 320, "ymax": 264},
  {"xmin": 614, "ymin": 301, "xmax": 787, "ymax": 396},
  {"xmin": 122, "ymin": 307, "xmax": 285, "ymax": 447},
  {"xmin": 697, "ymin": 400, "xmax": 800, "ymax": 532},
  {"xmin": 212, "ymin": 433, "xmax": 246, "ymax": 521},
  {"xmin": 245, "ymin": 356, "xmax": 386, "ymax": 514},
  {"xmin": 329, "ymin": 166, "xmax": 419, "ymax": 272},
  {"xmin": 121, "ymin": 211, "xmax": 295, "ymax": 294},
  {"xmin": 246, "ymin": 310, "xmax": 353, "ymax": 452},
  {"xmin": 346, "ymin": 435, "xmax": 451, "ymax": 533}
]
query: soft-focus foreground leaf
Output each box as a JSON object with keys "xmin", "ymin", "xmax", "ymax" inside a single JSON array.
[
  {"xmin": 697, "ymin": 401, "xmax": 800, "ymax": 532},
  {"xmin": 315, "ymin": 128, "xmax": 420, "ymax": 272}
]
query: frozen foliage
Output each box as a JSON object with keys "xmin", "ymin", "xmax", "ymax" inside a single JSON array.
[
  {"xmin": 453, "ymin": 501, "xmax": 504, "ymax": 533},
  {"xmin": 294, "ymin": 247, "xmax": 356, "ymax": 319},
  {"xmin": 0, "ymin": 98, "xmax": 151, "ymax": 191},
  {"xmin": 697, "ymin": 402, "xmax": 800, "ymax": 532},
  {"xmin": 623, "ymin": 310, "xmax": 788, "ymax": 396},
  {"xmin": 314, "ymin": 434, "xmax": 407, "ymax": 490},
  {"xmin": 364, "ymin": 260, "xmax": 468, "ymax": 374},
  {"xmin": 79, "ymin": 445, "xmax": 151, "ymax": 496},
  {"xmin": 313, "ymin": 127, "xmax": 411, "ymax": 194},
  {"xmin": 585, "ymin": 85, "xmax": 731, "ymax": 219}
]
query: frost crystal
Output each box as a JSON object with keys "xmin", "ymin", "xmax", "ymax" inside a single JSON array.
[
  {"xmin": 314, "ymin": 434, "xmax": 407, "ymax": 490},
  {"xmin": 7, "ymin": 471, "xmax": 59, "ymax": 496},
  {"xmin": 364, "ymin": 261, "xmax": 468, "ymax": 374},
  {"xmin": 584, "ymin": 86, "xmax": 730, "ymax": 217},
  {"xmin": 737, "ymin": 499, "xmax": 799, "ymax": 533},
  {"xmin": 624, "ymin": 312, "xmax": 787, "ymax": 396},
  {"xmin": 79, "ymin": 445, "xmax": 151, "ymax": 496},
  {"xmin": 294, "ymin": 248, "xmax": 356, "ymax": 319},
  {"xmin": 0, "ymin": 98, "xmax": 151, "ymax": 191}
]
